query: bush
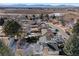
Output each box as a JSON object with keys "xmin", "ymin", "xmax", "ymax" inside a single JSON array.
[{"xmin": 26, "ymin": 37, "xmax": 39, "ymax": 44}]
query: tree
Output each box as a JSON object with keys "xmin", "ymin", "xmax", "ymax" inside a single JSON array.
[
  {"xmin": 60, "ymin": 18, "xmax": 66, "ymax": 26},
  {"xmin": 64, "ymin": 22, "xmax": 79, "ymax": 56},
  {"xmin": 3, "ymin": 20, "xmax": 21, "ymax": 36},
  {"xmin": 39, "ymin": 14, "xmax": 44, "ymax": 20},
  {"xmin": 58, "ymin": 44, "xmax": 66, "ymax": 55},
  {"xmin": 45, "ymin": 14, "xmax": 49, "ymax": 20},
  {"xmin": 26, "ymin": 37, "xmax": 39, "ymax": 44},
  {"xmin": 72, "ymin": 22, "xmax": 79, "ymax": 35},
  {"xmin": 0, "ymin": 40, "xmax": 14, "ymax": 56},
  {"xmin": 30, "ymin": 17, "xmax": 32, "ymax": 20},
  {"xmin": 52, "ymin": 15, "xmax": 56, "ymax": 19},
  {"xmin": 32, "ymin": 15, "xmax": 36, "ymax": 20},
  {"xmin": 64, "ymin": 34, "xmax": 79, "ymax": 56},
  {"xmin": 55, "ymin": 29, "xmax": 59, "ymax": 33},
  {"xmin": 25, "ymin": 15, "xmax": 28, "ymax": 19},
  {"xmin": 0, "ymin": 18, "xmax": 4, "ymax": 26}
]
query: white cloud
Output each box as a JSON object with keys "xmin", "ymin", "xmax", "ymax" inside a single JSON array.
[{"xmin": 0, "ymin": 0, "xmax": 79, "ymax": 3}]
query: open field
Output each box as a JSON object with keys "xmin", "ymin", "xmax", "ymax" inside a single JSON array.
[
  {"xmin": 0, "ymin": 8, "xmax": 79, "ymax": 21},
  {"xmin": 0, "ymin": 8, "xmax": 78, "ymax": 14}
]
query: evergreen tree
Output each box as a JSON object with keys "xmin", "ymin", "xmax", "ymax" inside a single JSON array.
[
  {"xmin": 3, "ymin": 20, "xmax": 21, "ymax": 36},
  {"xmin": 64, "ymin": 22, "xmax": 79, "ymax": 56}
]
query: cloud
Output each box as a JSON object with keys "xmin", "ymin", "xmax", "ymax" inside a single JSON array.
[{"xmin": 0, "ymin": 0, "xmax": 78, "ymax": 3}]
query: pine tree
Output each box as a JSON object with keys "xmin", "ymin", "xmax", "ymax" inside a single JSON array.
[{"xmin": 64, "ymin": 22, "xmax": 79, "ymax": 56}]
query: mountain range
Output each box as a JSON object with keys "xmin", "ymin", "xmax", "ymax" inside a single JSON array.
[{"xmin": 0, "ymin": 3, "xmax": 78, "ymax": 9}]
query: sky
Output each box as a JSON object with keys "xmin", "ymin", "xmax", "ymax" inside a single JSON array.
[
  {"xmin": 0, "ymin": 0, "xmax": 79, "ymax": 4},
  {"xmin": 0, "ymin": 0, "xmax": 79, "ymax": 6}
]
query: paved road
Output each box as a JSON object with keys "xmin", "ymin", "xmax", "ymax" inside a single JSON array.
[{"xmin": 46, "ymin": 22, "xmax": 69, "ymax": 40}]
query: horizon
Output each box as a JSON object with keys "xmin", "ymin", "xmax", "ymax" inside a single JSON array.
[{"xmin": 0, "ymin": 3, "xmax": 79, "ymax": 6}]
